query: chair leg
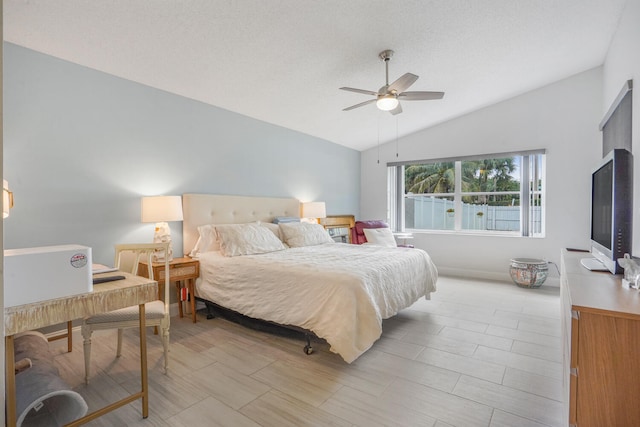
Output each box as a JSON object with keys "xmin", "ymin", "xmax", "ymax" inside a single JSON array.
[
  {"xmin": 161, "ymin": 326, "xmax": 170, "ymax": 374},
  {"xmin": 117, "ymin": 329, "xmax": 124, "ymax": 358},
  {"xmin": 81, "ymin": 325, "xmax": 92, "ymax": 384}
]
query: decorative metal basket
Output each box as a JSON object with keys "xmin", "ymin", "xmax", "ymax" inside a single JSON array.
[{"xmin": 509, "ymin": 258, "xmax": 548, "ymax": 288}]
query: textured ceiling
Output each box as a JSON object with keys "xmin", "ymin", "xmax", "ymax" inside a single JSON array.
[{"xmin": 4, "ymin": 1, "xmax": 627, "ymax": 151}]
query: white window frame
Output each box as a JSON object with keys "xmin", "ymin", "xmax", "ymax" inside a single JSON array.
[{"xmin": 388, "ymin": 150, "xmax": 546, "ymax": 237}]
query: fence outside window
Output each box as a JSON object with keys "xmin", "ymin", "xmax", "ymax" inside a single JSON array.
[{"xmin": 405, "ymin": 195, "xmax": 542, "ymax": 233}]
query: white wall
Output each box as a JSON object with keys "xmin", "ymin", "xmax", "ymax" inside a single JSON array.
[
  {"xmin": 4, "ymin": 43, "xmax": 360, "ymax": 264},
  {"xmin": 603, "ymin": 0, "xmax": 640, "ymax": 255},
  {"xmin": 361, "ymin": 68, "xmax": 604, "ymax": 283}
]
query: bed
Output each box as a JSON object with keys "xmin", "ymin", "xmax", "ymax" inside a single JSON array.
[{"xmin": 182, "ymin": 193, "xmax": 438, "ymax": 363}]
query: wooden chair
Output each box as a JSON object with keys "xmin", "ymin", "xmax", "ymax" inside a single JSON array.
[{"xmin": 81, "ymin": 243, "xmax": 171, "ymax": 384}]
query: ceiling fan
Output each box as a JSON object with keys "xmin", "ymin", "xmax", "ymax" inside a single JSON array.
[{"xmin": 340, "ymin": 50, "xmax": 444, "ymax": 115}]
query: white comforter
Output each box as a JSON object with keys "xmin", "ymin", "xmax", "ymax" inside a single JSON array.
[{"xmin": 196, "ymin": 243, "xmax": 438, "ymax": 363}]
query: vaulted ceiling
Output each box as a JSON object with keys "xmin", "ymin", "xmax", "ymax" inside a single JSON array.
[{"xmin": 4, "ymin": 1, "xmax": 627, "ymax": 151}]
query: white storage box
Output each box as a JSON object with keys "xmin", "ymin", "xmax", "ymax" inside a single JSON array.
[{"xmin": 4, "ymin": 245, "xmax": 93, "ymax": 308}]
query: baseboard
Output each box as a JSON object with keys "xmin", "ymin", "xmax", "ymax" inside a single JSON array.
[
  {"xmin": 171, "ymin": 301, "xmax": 206, "ymax": 317},
  {"xmin": 170, "ymin": 302, "xmax": 181, "ymax": 317},
  {"xmin": 437, "ymin": 266, "xmax": 560, "ymax": 288}
]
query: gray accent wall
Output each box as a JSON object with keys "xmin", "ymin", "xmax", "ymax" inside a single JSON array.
[
  {"xmin": 4, "ymin": 43, "xmax": 360, "ymax": 264},
  {"xmin": 603, "ymin": 0, "xmax": 640, "ymax": 256}
]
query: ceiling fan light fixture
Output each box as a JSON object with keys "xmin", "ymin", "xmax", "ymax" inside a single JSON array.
[
  {"xmin": 376, "ymin": 95, "xmax": 399, "ymax": 111},
  {"xmin": 341, "ymin": 49, "xmax": 444, "ymax": 114}
]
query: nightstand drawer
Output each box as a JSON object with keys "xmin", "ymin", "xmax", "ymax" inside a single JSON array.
[
  {"xmin": 138, "ymin": 258, "xmax": 200, "ymax": 284},
  {"xmin": 159, "ymin": 265, "xmax": 197, "ymax": 281}
]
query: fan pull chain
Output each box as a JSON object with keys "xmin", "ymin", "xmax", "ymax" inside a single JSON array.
[
  {"xmin": 377, "ymin": 112, "xmax": 381, "ymax": 164},
  {"xmin": 395, "ymin": 116, "xmax": 399, "ymax": 158}
]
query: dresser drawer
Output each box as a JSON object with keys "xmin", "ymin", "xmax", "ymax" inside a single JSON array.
[{"xmin": 569, "ymin": 368, "xmax": 577, "ymax": 425}]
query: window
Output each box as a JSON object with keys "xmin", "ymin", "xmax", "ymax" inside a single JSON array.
[{"xmin": 388, "ymin": 150, "xmax": 545, "ymax": 237}]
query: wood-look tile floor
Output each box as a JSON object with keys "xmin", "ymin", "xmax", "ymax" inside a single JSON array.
[{"xmin": 50, "ymin": 276, "xmax": 564, "ymax": 426}]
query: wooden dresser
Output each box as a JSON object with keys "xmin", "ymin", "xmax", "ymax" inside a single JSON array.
[{"xmin": 561, "ymin": 249, "xmax": 640, "ymax": 426}]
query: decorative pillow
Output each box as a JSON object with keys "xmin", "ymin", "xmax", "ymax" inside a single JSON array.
[
  {"xmin": 215, "ymin": 223, "xmax": 287, "ymax": 257},
  {"xmin": 363, "ymin": 228, "xmax": 397, "ymax": 247},
  {"xmin": 279, "ymin": 222, "xmax": 334, "ymax": 247}
]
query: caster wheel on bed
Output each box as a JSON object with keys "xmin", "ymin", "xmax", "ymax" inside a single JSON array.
[{"xmin": 304, "ymin": 345, "xmax": 313, "ymax": 355}]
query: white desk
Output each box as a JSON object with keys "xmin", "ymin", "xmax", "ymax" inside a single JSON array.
[{"xmin": 4, "ymin": 272, "xmax": 158, "ymax": 427}]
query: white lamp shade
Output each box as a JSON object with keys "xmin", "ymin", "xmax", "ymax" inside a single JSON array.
[
  {"xmin": 302, "ymin": 202, "xmax": 326, "ymax": 219},
  {"xmin": 141, "ymin": 196, "xmax": 183, "ymax": 223},
  {"xmin": 3, "ymin": 180, "xmax": 13, "ymax": 219}
]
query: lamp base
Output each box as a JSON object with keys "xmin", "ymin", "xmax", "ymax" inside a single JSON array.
[{"xmin": 152, "ymin": 222, "xmax": 174, "ymax": 262}]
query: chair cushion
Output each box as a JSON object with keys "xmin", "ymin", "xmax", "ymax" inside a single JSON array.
[{"xmin": 85, "ymin": 300, "xmax": 165, "ymax": 324}]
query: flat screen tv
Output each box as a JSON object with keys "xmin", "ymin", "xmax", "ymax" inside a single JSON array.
[{"xmin": 586, "ymin": 148, "xmax": 633, "ymax": 274}]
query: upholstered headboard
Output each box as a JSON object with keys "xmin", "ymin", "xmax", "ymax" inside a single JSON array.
[{"xmin": 182, "ymin": 193, "xmax": 300, "ymax": 255}]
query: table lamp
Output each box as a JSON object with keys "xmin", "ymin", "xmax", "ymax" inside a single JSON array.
[
  {"xmin": 302, "ymin": 202, "xmax": 326, "ymax": 224},
  {"xmin": 141, "ymin": 195, "xmax": 183, "ymax": 261}
]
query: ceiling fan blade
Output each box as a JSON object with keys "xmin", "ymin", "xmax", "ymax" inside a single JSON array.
[
  {"xmin": 388, "ymin": 73, "xmax": 418, "ymax": 94},
  {"xmin": 389, "ymin": 103, "xmax": 403, "ymax": 115},
  {"xmin": 339, "ymin": 87, "xmax": 379, "ymax": 96},
  {"xmin": 398, "ymin": 91, "xmax": 445, "ymax": 100},
  {"xmin": 343, "ymin": 99, "xmax": 376, "ymax": 111}
]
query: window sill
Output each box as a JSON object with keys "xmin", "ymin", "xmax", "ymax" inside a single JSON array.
[{"xmin": 404, "ymin": 229, "xmax": 545, "ymax": 238}]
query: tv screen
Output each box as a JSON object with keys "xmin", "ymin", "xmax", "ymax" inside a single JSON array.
[
  {"xmin": 591, "ymin": 160, "xmax": 613, "ymax": 250},
  {"xmin": 586, "ymin": 148, "xmax": 632, "ymax": 274}
]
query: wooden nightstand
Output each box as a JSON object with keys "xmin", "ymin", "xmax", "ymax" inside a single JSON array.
[
  {"xmin": 320, "ymin": 215, "xmax": 355, "ymax": 243},
  {"xmin": 139, "ymin": 257, "xmax": 200, "ymax": 323}
]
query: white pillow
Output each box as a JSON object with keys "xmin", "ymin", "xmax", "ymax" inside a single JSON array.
[
  {"xmin": 363, "ymin": 228, "xmax": 397, "ymax": 247},
  {"xmin": 258, "ymin": 221, "xmax": 284, "ymax": 242},
  {"xmin": 279, "ymin": 222, "xmax": 334, "ymax": 247},
  {"xmin": 194, "ymin": 224, "xmax": 220, "ymax": 256},
  {"xmin": 215, "ymin": 223, "xmax": 287, "ymax": 257}
]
